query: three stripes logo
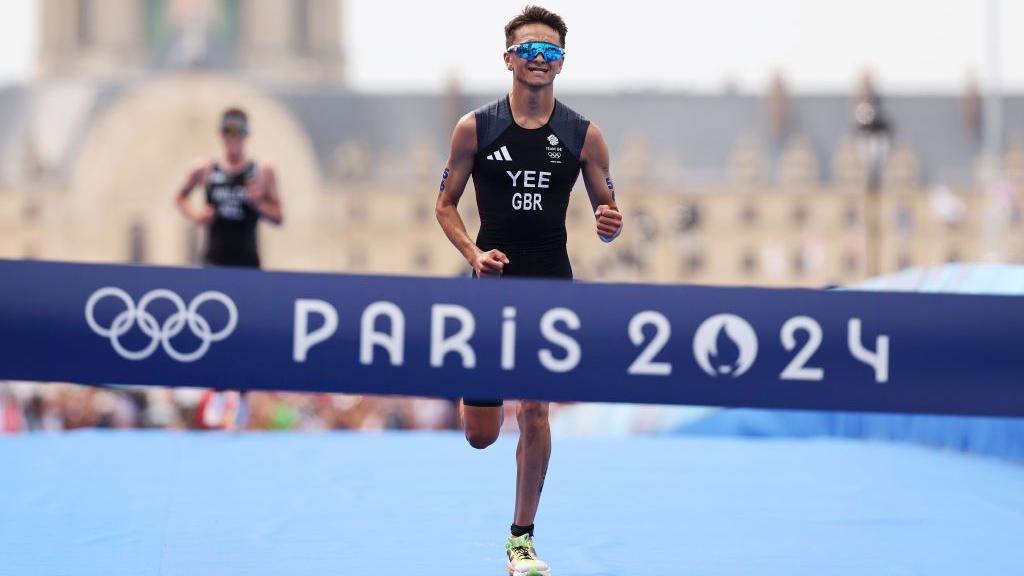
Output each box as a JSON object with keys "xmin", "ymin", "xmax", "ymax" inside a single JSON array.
[{"xmin": 486, "ymin": 146, "xmax": 513, "ymax": 162}]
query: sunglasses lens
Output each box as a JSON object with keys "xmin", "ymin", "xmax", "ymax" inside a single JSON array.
[
  {"xmin": 513, "ymin": 42, "xmax": 563, "ymax": 62},
  {"xmin": 515, "ymin": 45, "xmax": 537, "ymax": 60},
  {"xmin": 541, "ymin": 47, "xmax": 564, "ymax": 62},
  {"xmin": 221, "ymin": 120, "xmax": 248, "ymax": 136}
]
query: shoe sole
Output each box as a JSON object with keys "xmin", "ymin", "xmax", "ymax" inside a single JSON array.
[{"xmin": 507, "ymin": 563, "xmax": 550, "ymax": 576}]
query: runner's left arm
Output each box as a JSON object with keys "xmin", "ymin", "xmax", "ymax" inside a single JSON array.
[
  {"xmin": 579, "ymin": 123, "xmax": 623, "ymax": 242},
  {"xmin": 248, "ymin": 163, "xmax": 284, "ymax": 225}
]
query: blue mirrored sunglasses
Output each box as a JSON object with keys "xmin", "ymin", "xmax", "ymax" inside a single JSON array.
[
  {"xmin": 507, "ymin": 41, "xmax": 565, "ymax": 62},
  {"xmin": 220, "ymin": 118, "xmax": 249, "ymax": 136}
]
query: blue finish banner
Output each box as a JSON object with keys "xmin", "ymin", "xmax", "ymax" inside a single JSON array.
[{"xmin": 0, "ymin": 259, "xmax": 1021, "ymax": 417}]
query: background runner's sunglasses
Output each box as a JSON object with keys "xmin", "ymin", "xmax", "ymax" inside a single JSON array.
[
  {"xmin": 220, "ymin": 119, "xmax": 249, "ymax": 136},
  {"xmin": 506, "ymin": 41, "xmax": 565, "ymax": 62}
]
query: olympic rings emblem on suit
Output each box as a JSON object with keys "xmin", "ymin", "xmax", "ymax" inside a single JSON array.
[{"xmin": 85, "ymin": 287, "xmax": 238, "ymax": 362}]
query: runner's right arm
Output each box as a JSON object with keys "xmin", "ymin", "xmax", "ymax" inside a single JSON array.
[
  {"xmin": 435, "ymin": 113, "xmax": 510, "ymax": 277},
  {"xmin": 175, "ymin": 161, "xmax": 215, "ymax": 225}
]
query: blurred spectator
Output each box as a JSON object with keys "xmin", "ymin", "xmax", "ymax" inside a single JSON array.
[
  {"xmin": 0, "ymin": 381, "xmax": 461, "ymax": 434},
  {"xmin": 929, "ymin": 185, "xmax": 967, "ymax": 228}
]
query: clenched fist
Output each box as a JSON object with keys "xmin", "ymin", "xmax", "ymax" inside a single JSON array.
[
  {"xmin": 595, "ymin": 204, "xmax": 623, "ymax": 242},
  {"xmin": 471, "ymin": 248, "xmax": 510, "ymax": 278}
]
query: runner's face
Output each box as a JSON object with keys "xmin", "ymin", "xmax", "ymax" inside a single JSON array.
[
  {"xmin": 221, "ymin": 131, "xmax": 246, "ymax": 161},
  {"xmin": 505, "ymin": 23, "xmax": 563, "ymax": 88}
]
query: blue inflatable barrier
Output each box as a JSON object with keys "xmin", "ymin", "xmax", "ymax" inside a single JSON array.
[{"xmin": 672, "ymin": 409, "xmax": 1024, "ymax": 461}]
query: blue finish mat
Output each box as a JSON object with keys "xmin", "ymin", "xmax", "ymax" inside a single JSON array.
[{"xmin": 2, "ymin": 431, "xmax": 1022, "ymax": 575}]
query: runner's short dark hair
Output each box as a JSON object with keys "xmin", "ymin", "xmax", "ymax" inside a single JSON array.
[
  {"xmin": 505, "ymin": 6, "xmax": 567, "ymax": 48},
  {"xmin": 222, "ymin": 107, "xmax": 248, "ymax": 123}
]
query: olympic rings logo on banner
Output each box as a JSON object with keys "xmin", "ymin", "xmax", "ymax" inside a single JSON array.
[{"xmin": 84, "ymin": 287, "xmax": 238, "ymax": 362}]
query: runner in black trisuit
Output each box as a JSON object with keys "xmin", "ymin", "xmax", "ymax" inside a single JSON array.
[
  {"xmin": 434, "ymin": 7, "xmax": 623, "ymax": 576},
  {"xmin": 175, "ymin": 107, "xmax": 283, "ymax": 429}
]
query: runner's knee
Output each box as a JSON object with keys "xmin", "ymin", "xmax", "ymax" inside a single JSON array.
[{"xmin": 517, "ymin": 401, "xmax": 549, "ymax": 432}]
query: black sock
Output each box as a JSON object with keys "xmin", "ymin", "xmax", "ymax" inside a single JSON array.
[{"xmin": 511, "ymin": 523, "xmax": 534, "ymax": 537}]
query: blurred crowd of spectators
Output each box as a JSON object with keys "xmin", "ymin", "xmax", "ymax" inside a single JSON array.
[{"xmin": 0, "ymin": 381, "xmax": 527, "ymax": 434}]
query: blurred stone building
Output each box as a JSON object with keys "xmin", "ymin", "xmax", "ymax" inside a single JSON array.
[{"xmin": 2, "ymin": 0, "xmax": 1024, "ymax": 287}]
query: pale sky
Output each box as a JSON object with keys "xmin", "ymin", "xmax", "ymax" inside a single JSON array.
[{"xmin": 1, "ymin": 0, "xmax": 1022, "ymax": 93}]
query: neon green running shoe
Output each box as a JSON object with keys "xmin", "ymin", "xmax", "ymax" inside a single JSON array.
[{"xmin": 505, "ymin": 534, "xmax": 550, "ymax": 576}]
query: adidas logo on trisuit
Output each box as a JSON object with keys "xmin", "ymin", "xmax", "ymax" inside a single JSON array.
[{"xmin": 486, "ymin": 146, "xmax": 513, "ymax": 161}]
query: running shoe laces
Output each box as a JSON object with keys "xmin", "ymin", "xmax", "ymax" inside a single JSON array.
[{"xmin": 506, "ymin": 534, "xmax": 537, "ymax": 562}]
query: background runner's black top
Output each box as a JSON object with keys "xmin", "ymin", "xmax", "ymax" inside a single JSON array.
[
  {"xmin": 472, "ymin": 95, "xmax": 590, "ymax": 279},
  {"xmin": 204, "ymin": 160, "xmax": 261, "ymax": 268}
]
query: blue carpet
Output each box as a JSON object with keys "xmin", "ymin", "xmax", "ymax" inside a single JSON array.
[{"xmin": 1, "ymin": 431, "xmax": 1022, "ymax": 575}]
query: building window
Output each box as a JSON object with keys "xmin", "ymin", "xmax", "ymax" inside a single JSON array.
[
  {"xmin": 792, "ymin": 249, "xmax": 806, "ymax": 277},
  {"xmin": 740, "ymin": 203, "xmax": 758, "ymax": 226},
  {"xmin": 675, "ymin": 203, "xmax": 701, "ymax": 232},
  {"xmin": 349, "ymin": 246, "xmax": 367, "ymax": 270},
  {"xmin": 413, "ymin": 250, "xmax": 431, "ymax": 269},
  {"xmin": 740, "ymin": 250, "xmax": 758, "ymax": 276},
  {"xmin": 413, "ymin": 201, "xmax": 431, "ymax": 224},
  {"xmin": 129, "ymin": 222, "xmax": 147, "ymax": 264},
  {"xmin": 221, "ymin": 0, "xmax": 241, "ymax": 51},
  {"xmin": 634, "ymin": 210, "xmax": 658, "ymax": 242},
  {"xmin": 684, "ymin": 251, "xmax": 704, "ymax": 275},
  {"xmin": 349, "ymin": 198, "xmax": 368, "ymax": 222},
  {"xmin": 844, "ymin": 253, "xmax": 860, "ymax": 274},
  {"xmin": 844, "ymin": 204, "xmax": 861, "ymax": 229},
  {"xmin": 293, "ymin": 0, "xmax": 311, "ymax": 55},
  {"xmin": 895, "ymin": 202, "xmax": 913, "ymax": 233},
  {"xmin": 22, "ymin": 197, "xmax": 40, "ymax": 223},
  {"xmin": 791, "ymin": 203, "xmax": 809, "ymax": 227},
  {"xmin": 144, "ymin": 0, "xmax": 166, "ymax": 48},
  {"xmin": 78, "ymin": 0, "xmax": 94, "ymax": 47}
]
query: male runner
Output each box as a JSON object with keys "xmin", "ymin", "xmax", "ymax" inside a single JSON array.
[
  {"xmin": 175, "ymin": 107, "xmax": 283, "ymax": 428},
  {"xmin": 434, "ymin": 7, "xmax": 623, "ymax": 575},
  {"xmin": 176, "ymin": 107, "xmax": 283, "ymax": 267}
]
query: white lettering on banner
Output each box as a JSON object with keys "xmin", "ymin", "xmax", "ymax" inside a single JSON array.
[
  {"xmin": 623, "ymin": 310, "xmax": 890, "ymax": 383},
  {"xmin": 780, "ymin": 316, "xmax": 824, "ymax": 381},
  {"xmin": 360, "ymin": 301, "xmax": 405, "ymax": 366},
  {"xmin": 627, "ymin": 311, "xmax": 672, "ymax": 376},
  {"xmin": 430, "ymin": 304, "xmax": 477, "ymax": 369},
  {"xmin": 848, "ymin": 318, "xmax": 890, "ymax": 383},
  {"xmin": 538, "ymin": 308, "xmax": 581, "ymax": 373},
  {"xmin": 501, "ymin": 306, "xmax": 517, "ymax": 370},
  {"xmin": 284, "ymin": 298, "xmax": 891, "ymax": 384},
  {"xmin": 293, "ymin": 299, "xmax": 338, "ymax": 362}
]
